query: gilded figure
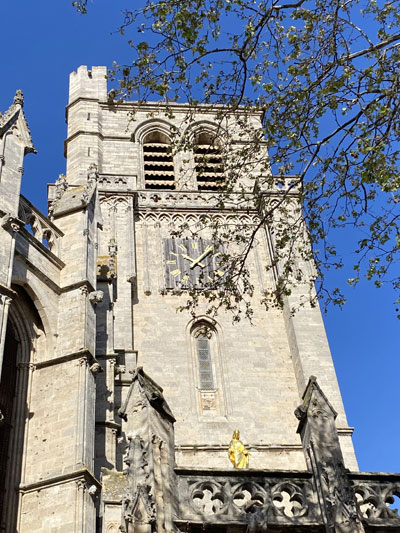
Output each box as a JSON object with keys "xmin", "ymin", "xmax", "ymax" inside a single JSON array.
[{"xmin": 228, "ymin": 429, "xmax": 249, "ymax": 468}]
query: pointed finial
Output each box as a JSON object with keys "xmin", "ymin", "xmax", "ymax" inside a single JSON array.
[{"xmin": 13, "ymin": 90, "xmax": 24, "ymax": 107}]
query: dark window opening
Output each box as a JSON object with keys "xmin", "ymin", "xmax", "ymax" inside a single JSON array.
[
  {"xmin": 143, "ymin": 131, "xmax": 175, "ymax": 190},
  {"xmin": 194, "ymin": 132, "xmax": 225, "ymax": 191}
]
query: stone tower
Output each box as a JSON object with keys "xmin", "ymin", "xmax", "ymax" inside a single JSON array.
[{"xmin": 0, "ymin": 66, "xmax": 399, "ymax": 532}]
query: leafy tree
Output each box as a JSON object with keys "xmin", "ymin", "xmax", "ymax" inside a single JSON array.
[{"xmin": 74, "ymin": 0, "xmax": 400, "ymax": 320}]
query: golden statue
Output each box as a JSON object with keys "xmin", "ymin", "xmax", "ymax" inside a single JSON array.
[{"xmin": 228, "ymin": 429, "xmax": 249, "ymax": 468}]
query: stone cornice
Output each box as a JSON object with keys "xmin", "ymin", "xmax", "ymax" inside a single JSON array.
[
  {"xmin": 34, "ymin": 348, "xmax": 96, "ymax": 370},
  {"xmin": 19, "ymin": 467, "xmax": 101, "ymax": 494}
]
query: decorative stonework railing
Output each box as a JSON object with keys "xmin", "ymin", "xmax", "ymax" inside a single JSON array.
[
  {"xmin": 175, "ymin": 469, "xmax": 400, "ymax": 531},
  {"xmin": 137, "ymin": 190, "xmax": 256, "ymax": 210},
  {"xmin": 97, "ymin": 173, "xmax": 136, "ymax": 190},
  {"xmin": 176, "ymin": 469, "xmax": 321, "ymax": 530},
  {"xmin": 351, "ymin": 473, "xmax": 400, "ymax": 526},
  {"xmin": 18, "ymin": 195, "xmax": 63, "ymax": 256}
]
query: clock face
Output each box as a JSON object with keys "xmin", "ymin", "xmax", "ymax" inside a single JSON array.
[{"xmin": 164, "ymin": 238, "xmax": 225, "ymax": 289}]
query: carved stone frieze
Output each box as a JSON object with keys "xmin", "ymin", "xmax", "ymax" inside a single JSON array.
[
  {"xmin": 99, "ymin": 195, "xmax": 129, "ymax": 211},
  {"xmin": 137, "ymin": 211, "xmax": 260, "ymax": 230},
  {"xmin": 137, "ymin": 190, "xmax": 256, "ymax": 211},
  {"xmin": 98, "ymin": 174, "xmax": 131, "ymax": 189}
]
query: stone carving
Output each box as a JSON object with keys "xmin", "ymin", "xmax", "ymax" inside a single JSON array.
[
  {"xmin": 0, "ymin": 90, "xmax": 24, "ymax": 127},
  {"xmin": 80, "ymin": 285, "xmax": 89, "ymax": 296},
  {"xmin": 89, "ymin": 362, "xmax": 103, "ymax": 374},
  {"xmin": 296, "ymin": 376, "xmax": 365, "ymax": 533},
  {"xmin": 0, "ymin": 212, "xmax": 23, "ymax": 233},
  {"xmin": 89, "ymin": 290, "xmax": 104, "ymax": 305},
  {"xmin": 13, "ymin": 89, "xmax": 24, "ymax": 106},
  {"xmin": 48, "ymin": 174, "xmax": 68, "ymax": 217},
  {"xmin": 87, "ymin": 162, "xmax": 99, "ymax": 184},
  {"xmin": 121, "ymin": 484, "xmax": 156, "ymax": 533},
  {"xmin": 108, "ymin": 239, "xmax": 118, "ymax": 279},
  {"xmin": 118, "ymin": 368, "xmax": 177, "ymax": 533}
]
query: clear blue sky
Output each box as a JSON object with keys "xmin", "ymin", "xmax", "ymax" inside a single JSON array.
[{"xmin": 0, "ymin": 0, "xmax": 398, "ymax": 473}]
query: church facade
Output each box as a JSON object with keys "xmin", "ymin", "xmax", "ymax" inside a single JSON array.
[{"xmin": 0, "ymin": 65, "xmax": 399, "ymax": 532}]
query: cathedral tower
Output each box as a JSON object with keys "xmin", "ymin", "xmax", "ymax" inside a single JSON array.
[{"xmin": 0, "ymin": 67, "xmax": 399, "ymax": 533}]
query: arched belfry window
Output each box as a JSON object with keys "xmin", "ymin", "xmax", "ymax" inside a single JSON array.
[
  {"xmin": 143, "ymin": 131, "xmax": 175, "ymax": 190},
  {"xmin": 194, "ymin": 132, "xmax": 225, "ymax": 191}
]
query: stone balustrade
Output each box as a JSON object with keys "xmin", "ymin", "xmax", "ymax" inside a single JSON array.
[
  {"xmin": 18, "ymin": 195, "xmax": 63, "ymax": 256},
  {"xmin": 175, "ymin": 468, "xmax": 400, "ymax": 531}
]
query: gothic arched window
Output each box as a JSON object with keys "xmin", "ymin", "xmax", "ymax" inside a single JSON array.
[
  {"xmin": 194, "ymin": 132, "xmax": 225, "ymax": 191},
  {"xmin": 190, "ymin": 321, "xmax": 226, "ymax": 414},
  {"xmin": 143, "ymin": 131, "xmax": 175, "ymax": 190},
  {"xmin": 196, "ymin": 334, "xmax": 215, "ymax": 390}
]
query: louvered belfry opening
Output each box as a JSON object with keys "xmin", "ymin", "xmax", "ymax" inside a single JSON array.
[
  {"xmin": 143, "ymin": 131, "xmax": 175, "ymax": 190},
  {"xmin": 194, "ymin": 132, "xmax": 225, "ymax": 191}
]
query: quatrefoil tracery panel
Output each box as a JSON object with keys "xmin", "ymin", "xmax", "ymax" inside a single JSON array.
[
  {"xmin": 232, "ymin": 482, "xmax": 267, "ymax": 512},
  {"xmin": 271, "ymin": 482, "xmax": 308, "ymax": 518},
  {"xmin": 190, "ymin": 481, "xmax": 228, "ymax": 516}
]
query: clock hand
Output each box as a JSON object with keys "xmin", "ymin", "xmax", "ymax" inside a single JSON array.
[
  {"xmin": 190, "ymin": 246, "xmax": 213, "ymax": 269},
  {"xmin": 181, "ymin": 253, "xmax": 205, "ymax": 268}
]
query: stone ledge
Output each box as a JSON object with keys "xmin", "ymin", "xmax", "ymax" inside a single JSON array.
[{"xmin": 19, "ymin": 467, "xmax": 101, "ymax": 494}]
